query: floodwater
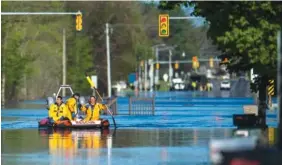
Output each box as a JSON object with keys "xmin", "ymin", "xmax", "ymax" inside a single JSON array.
[{"xmin": 1, "ymin": 90, "xmax": 279, "ymax": 165}]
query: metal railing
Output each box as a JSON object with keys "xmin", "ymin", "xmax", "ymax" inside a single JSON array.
[
  {"xmin": 102, "ymin": 97, "xmax": 118, "ymax": 115},
  {"xmin": 129, "ymin": 95, "xmax": 155, "ymax": 115}
]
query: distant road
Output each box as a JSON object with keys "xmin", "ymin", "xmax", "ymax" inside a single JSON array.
[{"xmin": 209, "ymin": 78, "xmax": 252, "ymax": 98}]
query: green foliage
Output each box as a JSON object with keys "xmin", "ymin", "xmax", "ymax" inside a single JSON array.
[
  {"xmin": 2, "ymin": 1, "xmax": 94, "ymax": 99},
  {"xmin": 67, "ymin": 34, "xmax": 94, "ymax": 94},
  {"xmin": 2, "ymin": 1, "xmax": 211, "ymax": 100},
  {"xmin": 159, "ymin": 1, "xmax": 282, "ymax": 93},
  {"xmin": 158, "ymin": 1, "xmax": 188, "ymax": 10}
]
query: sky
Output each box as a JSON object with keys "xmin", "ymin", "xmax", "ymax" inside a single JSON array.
[{"xmin": 143, "ymin": 0, "xmax": 206, "ymax": 26}]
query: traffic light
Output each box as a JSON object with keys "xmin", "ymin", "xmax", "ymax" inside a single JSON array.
[
  {"xmin": 192, "ymin": 56, "xmax": 198, "ymax": 69},
  {"xmin": 209, "ymin": 57, "xmax": 214, "ymax": 68},
  {"xmin": 159, "ymin": 14, "xmax": 169, "ymax": 37},
  {"xmin": 196, "ymin": 61, "xmax": 200, "ymax": 68},
  {"xmin": 140, "ymin": 60, "xmax": 144, "ymax": 67},
  {"xmin": 223, "ymin": 58, "xmax": 229, "ymax": 63},
  {"xmin": 174, "ymin": 62, "xmax": 179, "ymax": 69},
  {"xmin": 156, "ymin": 63, "xmax": 160, "ymax": 69},
  {"xmin": 76, "ymin": 14, "xmax": 82, "ymax": 31},
  {"xmin": 192, "ymin": 56, "xmax": 198, "ymax": 62}
]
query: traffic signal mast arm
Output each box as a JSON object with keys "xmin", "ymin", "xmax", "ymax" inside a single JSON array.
[{"xmin": 1, "ymin": 11, "xmax": 83, "ymax": 31}]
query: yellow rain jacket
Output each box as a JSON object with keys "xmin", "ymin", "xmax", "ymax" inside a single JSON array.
[
  {"xmin": 65, "ymin": 97, "xmax": 77, "ymax": 120},
  {"xmin": 48, "ymin": 103, "xmax": 68, "ymax": 121},
  {"xmin": 81, "ymin": 103, "xmax": 107, "ymax": 121}
]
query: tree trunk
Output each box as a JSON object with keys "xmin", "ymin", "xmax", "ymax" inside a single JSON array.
[{"xmin": 257, "ymin": 76, "xmax": 268, "ymax": 126}]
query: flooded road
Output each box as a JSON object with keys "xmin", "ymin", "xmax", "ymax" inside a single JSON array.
[
  {"xmin": 2, "ymin": 128, "xmax": 234, "ymax": 165},
  {"xmin": 1, "ymin": 89, "xmax": 279, "ymax": 165}
]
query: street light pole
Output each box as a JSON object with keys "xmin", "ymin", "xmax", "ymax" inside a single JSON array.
[
  {"xmin": 106, "ymin": 23, "xmax": 112, "ymax": 98},
  {"xmin": 144, "ymin": 60, "xmax": 148, "ymax": 92},
  {"xmin": 277, "ymin": 30, "xmax": 282, "ymax": 150}
]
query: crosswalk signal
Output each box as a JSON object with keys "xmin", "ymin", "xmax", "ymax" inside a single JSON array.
[
  {"xmin": 159, "ymin": 14, "xmax": 169, "ymax": 37},
  {"xmin": 76, "ymin": 13, "xmax": 82, "ymax": 31}
]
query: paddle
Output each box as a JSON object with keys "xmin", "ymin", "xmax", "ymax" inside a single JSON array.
[{"xmin": 85, "ymin": 73, "xmax": 117, "ymax": 129}]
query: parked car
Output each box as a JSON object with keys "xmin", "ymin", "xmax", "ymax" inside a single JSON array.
[{"xmin": 220, "ymin": 80, "xmax": 231, "ymax": 90}]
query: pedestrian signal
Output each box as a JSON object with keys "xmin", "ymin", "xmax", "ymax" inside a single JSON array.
[
  {"xmin": 159, "ymin": 14, "xmax": 169, "ymax": 37},
  {"xmin": 76, "ymin": 14, "xmax": 82, "ymax": 31}
]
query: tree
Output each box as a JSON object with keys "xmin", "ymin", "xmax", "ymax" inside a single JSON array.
[
  {"xmin": 159, "ymin": 1, "xmax": 282, "ymax": 125},
  {"xmin": 1, "ymin": 1, "xmax": 94, "ymax": 100}
]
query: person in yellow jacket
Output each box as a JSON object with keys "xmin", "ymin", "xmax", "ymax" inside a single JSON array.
[
  {"xmin": 81, "ymin": 96, "xmax": 107, "ymax": 122},
  {"xmin": 48, "ymin": 96, "xmax": 69, "ymax": 123},
  {"xmin": 65, "ymin": 93, "xmax": 80, "ymax": 121}
]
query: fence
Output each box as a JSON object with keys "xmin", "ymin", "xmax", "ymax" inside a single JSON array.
[{"xmin": 129, "ymin": 95, "xmax": 155, "ymax": 115}]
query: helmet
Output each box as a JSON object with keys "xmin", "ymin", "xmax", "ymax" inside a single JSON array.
[{"xmin": 73, "ymin": 93, "xmax": 80, "ymax": 97}]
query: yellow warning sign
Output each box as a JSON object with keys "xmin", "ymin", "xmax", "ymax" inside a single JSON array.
[{"xmin": 268, "ymin": 127, "xmax": 274, "ymax": 145}]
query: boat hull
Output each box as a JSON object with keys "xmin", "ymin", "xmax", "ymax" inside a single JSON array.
[{"xmin": 38, "ymin": 118, "xmax": 110, "ymax": 129}]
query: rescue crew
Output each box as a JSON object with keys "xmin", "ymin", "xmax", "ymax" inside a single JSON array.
[
  {"xmin": 65, "ymin": 93, "xmax": 80, "ymax": 121},
  {"xmin": 48, "ymin": 96, "xmax": 69, "ymax": 123},
  {"xmin": 81, "ymin": 96, "xmax": 107, "ymax": 122}
]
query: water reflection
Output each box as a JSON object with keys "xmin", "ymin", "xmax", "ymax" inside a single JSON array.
[
  {"xmin": 2, "ymin": 128, "xmax": 238, "ymax": 165},
  {"xmin": 39, "ymin": 128, "xmax": 112, "ymax": 165}
]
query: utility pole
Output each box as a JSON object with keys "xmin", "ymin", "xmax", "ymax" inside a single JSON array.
[
  {"xmin": 149, "ymin": 59, "xmax": 154, "ymax": 92},
  {"xmin": 155, "ymin": 47, "xmax": 159, "ymax": 86},
  {"xmin": 106, "ymin": 23, "xmax": 112, "ymax": 98},
  {"xmin": 139, "ymin": 64, "xmax": 143, "ymax": 92},
  {"xmin": 144, "ymin": 60, "xmax": 148, "ymax": 91},
  {"xmin": 62, "ymin": 28, "xmax": 66, "ymax": 97},
  {"xmin": 169, "ymin": 50, "xmax": 172, "ymax": 86},
  {"xmin": 278, "ymin": 30, "xmax": 282, "ymax": 150}
]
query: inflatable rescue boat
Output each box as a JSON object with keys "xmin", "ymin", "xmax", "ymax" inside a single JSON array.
[
  {"xmin": 39, "ymin": 85, "xmax": 112, "ymax": 129},
  {"xmin": 38, "ymin": 118, "xmax": 110, "ymax": 129}
]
